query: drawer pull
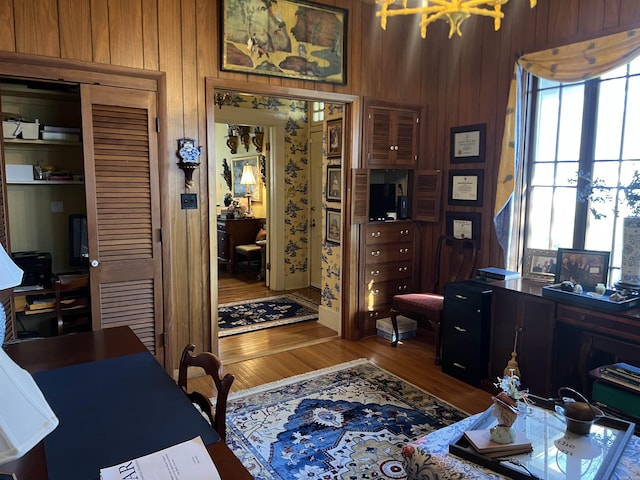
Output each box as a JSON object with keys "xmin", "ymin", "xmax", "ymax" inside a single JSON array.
[
  {"xmin": 371, "ymin": 289, "xmax": 380, "ymax": 295},
  {"xmin": 398, "ymin": 266, "xmax": 408, "ymax": 272},
  {"xmin": 399, "ymin": 248, "xmax": 409, "ymax": 254},
  {"xmin": 398, "ymin": 285, "xmax": 408, "ymax": 291},
  {"xmin": 371, "ymin": 231, "xmax": 381, "ymax": 238},
  {"xmin": 371, "ymin": 250, "xmax": 381, "ymax": 257},
  {"xmin": 454, "ymin": 294, "xmax": 468, "ymax": 300},
  {"xmin": 454, "ymin": 326, "xmax": 467, "ymax": 333},
  {"xmin": 369, "ymin": 311, "xmax": 379, "ymax": 318},
  {"xmin": 370, "ymin": 270, "xmax": 380, "ymax": 276},
  {"xmin": 400, "ymin": 229, "xmax": 409, "ymax": 235},
  {"xmin": 453, "ymin": 362, "xmax": 467, "ymax": 370}
]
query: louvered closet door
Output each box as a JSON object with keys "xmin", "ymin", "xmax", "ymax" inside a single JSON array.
[{"xmin": 80, "ymin": 85, "xmax": 163, "ymax": 360}]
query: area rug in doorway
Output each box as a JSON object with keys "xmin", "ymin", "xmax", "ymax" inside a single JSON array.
[
  {"xmin": 225, "ymin": 359, "xmax": 468, "ymax": 480},
  {"xmin": 218, "ymin": 293, "xmax": 318, "ymax": 337}
]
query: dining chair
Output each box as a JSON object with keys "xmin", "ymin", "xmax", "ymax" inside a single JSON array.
[
  {"xmin": 389, "ymin": 234, "xmax": 478, "ymax": 364},
  {"xmin": 54, "ymin": 275, "xmax": 91, "ymax": 336},
  {"xmin": 177, "ymin": 344, "xmax": 235, "ymax": 441}
]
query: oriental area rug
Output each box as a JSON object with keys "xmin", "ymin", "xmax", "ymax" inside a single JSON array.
[
  {"xmin": 224, "ymin": 359, "xmax": 467, "ymax": 479},
  {"xmin": 218, "ymin": 293, "xmax": 318, "ymax": 337}
]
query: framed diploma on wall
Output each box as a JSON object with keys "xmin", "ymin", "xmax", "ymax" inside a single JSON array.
[
  {"xmin": 446, "ymin": 212, "xmax": 481, "ymax": 248},
  {"xmin": 448, "ymin": 169, "xmax": 484, "ymax": 206},
  {"xmin": 450, "ymin": 124, "xmax": 486, "ymax": 163}
]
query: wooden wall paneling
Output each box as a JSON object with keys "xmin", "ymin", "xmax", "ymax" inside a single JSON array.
[
  {"xmin": 335, "ymin": 0, "xmax": 357, "ymax": 96},
  {"xmin": 158, "ymin": 0, "xmax": 190, "ymax": 368},
  {"xmin": 603, "ymin": 0, "xmax": 622, "ymax": 30},
  {"xmin": 196, "ymin": 0, "xmax": 218, "ymax": 352},
  {"xmin": 548, "ymin": 0, "xmax": 580, "ymax": 44},
  {"xmin": 58, "ymin": 0, "xmax": 92, "ymax": 61},
  {"xmin": 533, "ymin": 0, "xmax": 551, "ymax": 49},
  {"xmin": 13, "ymin": 0, "xmax": 60, "ymax": 57},
  {"xmin": 0, "ymin": 0, "xmax": 16, "ymax": 52},
  {"xmin": 91, "ymin": 0, "xmax": 111, "ymax": 64},
  {"xmin": 578, "ymin": 0, "xmax": 607, "ymax": 36},
  {"xmin": 142, "ymin": 0, "xmax": 160, "ymax": 71},
  {"xmin": 181, "ymin": 0, "xmax": 208, "ymax": 353},
  {"xmin": 108, "ymin": 0, "xmax": 144, "ymax": 68},
  {"xmin": 359, "ymin": 2, "xmax": 383, "ymax": 99},
  {"xmin": 620, "ymin": 0, "xmax": 640, "ymax": 28}
]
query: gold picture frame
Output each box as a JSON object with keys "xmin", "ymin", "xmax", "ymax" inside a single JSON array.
[{"xmin": 221, "ymin": 0, "xmax": 347, "ymax": 85}]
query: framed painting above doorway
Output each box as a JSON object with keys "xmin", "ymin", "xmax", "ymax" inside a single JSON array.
[{"xmin": 221, "ymin": 0, "xmax": 348, "ymax": 85}]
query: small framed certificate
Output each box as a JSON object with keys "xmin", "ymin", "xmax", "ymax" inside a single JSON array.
[
  {"xmin": 449, "ymin": 169, "xmax": 484, "ymax": 206},
  {"xmin": 450, "ymin": 124, "xmax": 486, "ymax": 163},
  {"xmin": 446, "ymin": 212, "xmax": 481, "ymax": 248}
]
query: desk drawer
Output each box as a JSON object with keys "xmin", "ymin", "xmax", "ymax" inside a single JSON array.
[
  {"xmin": 364, "ymin": 222, "xmax": 416, "ymax": 245},
  {"xmin": 363, "ymin": 263, "xmax": 413, "ymax": 283},
  {"xmin": 365, "ymin": 242, "xmax": 414, "ymax": 265},
  {"xmin": 363, "ymin": 279, "xmax": 414, "ymax": 307},
  {"xmin": 556, "ymin": 304, "xmax": 640, "ymax": 342}
]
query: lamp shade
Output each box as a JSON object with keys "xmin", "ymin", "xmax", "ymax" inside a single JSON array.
[
  {"xmin": 240, "ymin": 164, "xmax": 256, "ymax": 186},
  {"xmin": 0, "ymin": 348, "xmax": 59, "ymax": 465},
  {"xmin": 0, "ymin": 243, "xmax": 23, "ymax": 290}
]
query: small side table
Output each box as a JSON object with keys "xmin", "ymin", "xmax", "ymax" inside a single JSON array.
[{"xmin": 256, "ymin": 240, "xmax": 267, "ymax": 281}]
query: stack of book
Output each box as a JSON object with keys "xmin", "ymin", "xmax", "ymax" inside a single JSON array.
[
  {"xmin": 598, "ymin": 363, "xmax": 640, "ymax": 392},
  {"xmin": 463, "ymin": 429, "xmax": 532, "ymax": 458}
]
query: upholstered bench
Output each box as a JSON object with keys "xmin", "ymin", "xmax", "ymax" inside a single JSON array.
[{"xmin": 234, "ymin": 244, "xmax": 262, "ymax": 272}]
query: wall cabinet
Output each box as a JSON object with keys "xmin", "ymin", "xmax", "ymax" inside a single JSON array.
[
  {"xmin": 442, "ymin": 281, "xmax": 492, "ymax": 387},
  {"xmin": 358, "ymin": 220, "xmax": 418, "ymax": 336},
  {"xmin": 364, "ymin": 100, "xmax": 420, "ymax": 169}
]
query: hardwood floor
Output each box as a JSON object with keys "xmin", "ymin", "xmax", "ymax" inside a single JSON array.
[{"xmin": 198, "ymin": 272, "xmax": 493, "ymax": 415}]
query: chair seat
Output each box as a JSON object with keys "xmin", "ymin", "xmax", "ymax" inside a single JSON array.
[
  {"xmin": 393, "ymin": 293, "xmax": 444, "ymax": 312},
  {"xmin": 235, "ymin": 244, "xmax": 262, "ymax": 254}
]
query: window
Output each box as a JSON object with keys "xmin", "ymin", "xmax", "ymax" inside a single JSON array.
[
  {"xmin": 311, "ymin": 101, "xmax": 324, "ymax": 123},
  {"xmin": 523, "ymin": 56, "xmax": 640, "ymax": 284}
]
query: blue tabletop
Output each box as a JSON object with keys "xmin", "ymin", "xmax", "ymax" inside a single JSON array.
[{"xmin": 34, "ymin": 351, "xmax": 220, "ymax": 480}]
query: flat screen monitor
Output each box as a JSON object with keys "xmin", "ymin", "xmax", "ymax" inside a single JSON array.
[
  {"xmin": 69, "ymin": 214, "xmax": 89, "ymax": 266},
  {"xmin": 369, "ymin": 183, "xmax": 396, "ymax": 221}
]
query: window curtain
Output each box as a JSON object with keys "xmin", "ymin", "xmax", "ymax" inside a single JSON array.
[{"xmin": 494, "ymin": 29, "xmax": 640, "ymax": 269}]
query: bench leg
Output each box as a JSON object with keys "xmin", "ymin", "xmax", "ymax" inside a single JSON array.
[{"xmin": 390, "ymin": 308, "xmax": 400, "ymax": 347}]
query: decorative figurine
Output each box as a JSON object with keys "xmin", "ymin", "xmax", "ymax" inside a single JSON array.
[{"xmin": 177, "ymin": 137, "xmax": 202, "ymax": 188}]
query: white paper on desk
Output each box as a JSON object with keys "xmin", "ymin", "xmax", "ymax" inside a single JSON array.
[{"xmin": 99, "ymin": 436, "xmax": 221, "ymax": 480}]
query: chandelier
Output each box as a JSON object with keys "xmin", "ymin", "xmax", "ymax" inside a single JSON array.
[{"xmin": 376, "ymin": 0, "xmax": 537, "ymax": 39}]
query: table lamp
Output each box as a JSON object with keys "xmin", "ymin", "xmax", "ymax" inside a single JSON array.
[
  {"xmin": 0, "ymin": 243, "xmax": 59, "ymax": 466},
  {"xmin": 240, "ymin": 163, "xmax": 257, "ymax": 216}
]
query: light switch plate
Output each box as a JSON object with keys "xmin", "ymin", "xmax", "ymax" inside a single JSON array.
[{"xmin": 181, "ymin": 193, "xmax": 197, "ymax": 210}]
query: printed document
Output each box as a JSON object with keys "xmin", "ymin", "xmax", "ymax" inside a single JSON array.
[{"xmin": 99, "ymin": 436, "xmax": 220, "ymax": 480}]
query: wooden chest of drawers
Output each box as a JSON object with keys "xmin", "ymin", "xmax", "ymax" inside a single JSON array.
[{"xmin": 358, "ymin": 221, "xmax": 418, "ymax": 336}]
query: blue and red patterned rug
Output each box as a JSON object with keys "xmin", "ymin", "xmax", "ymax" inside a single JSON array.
[
  {"xmin": 218, "ymin": 293, "xmax": 318, "ymax": 337},
  {"xmin": 225, "ymin": 359, "xmax": 467, "ymax": 479}
]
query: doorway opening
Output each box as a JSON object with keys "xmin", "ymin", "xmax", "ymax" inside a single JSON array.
[{"xmin": 206, "ymin": 81, "xmax": 356, "ymax": 362}]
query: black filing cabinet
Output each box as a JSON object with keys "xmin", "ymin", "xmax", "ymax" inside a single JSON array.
[{"xmin": 442, "ymin": 280, "xmax": 492, "ymax": 387}]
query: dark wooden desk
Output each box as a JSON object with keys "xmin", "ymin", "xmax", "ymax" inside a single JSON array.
[{"xmin": 3, "ymin": 327, "xmax": 252, "ymax": 479}]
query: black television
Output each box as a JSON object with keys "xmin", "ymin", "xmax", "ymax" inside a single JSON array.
[
  {"xmin": 369, "ymin": 183, "xmax": 396, "ymax": 221},
  {"xmin": 68, "ymin": 214, "xmax": 89, "ymax": 266}
]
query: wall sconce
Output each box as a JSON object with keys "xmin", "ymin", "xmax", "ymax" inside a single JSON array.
[
  {"xmin": 214, "ymin": 92, "xmax": 230, "ymax": 109},
  {"xmin": 177, "ymin": 137, "xmax": 201, "ymax": 189},
  {"xmin": 252, "ymin": 127, "xmax": 264, "ymax": 153}
]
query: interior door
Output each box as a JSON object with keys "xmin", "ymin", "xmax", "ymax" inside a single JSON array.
[
  {"xmin": 80, "ymin": 85, "xmax": 164, "ymax": 360},
  {"xmin": 310, "ymin": 128, "xmax": 323, "ymax": 287}
]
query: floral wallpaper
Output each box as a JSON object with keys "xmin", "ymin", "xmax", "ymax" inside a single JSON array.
[
  {"xmin": 218, "ymin": 92, "xmax": 342, "ymax": 312},
  {"xmin": 321, "ymin": 105, "xmax": 344, "ymax": 310}
]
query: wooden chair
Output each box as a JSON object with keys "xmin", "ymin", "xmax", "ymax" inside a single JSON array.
[
  {"xmin": 54, "ymin": 275, "xmax": 91, "ymax": 336},
  {"xmin": 390, "ymin": 235, "xmax": 478, "ymax": 364},
  {"xmin": 178, "ymin": 344, "xmax": 235, "ymax": 441}
]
